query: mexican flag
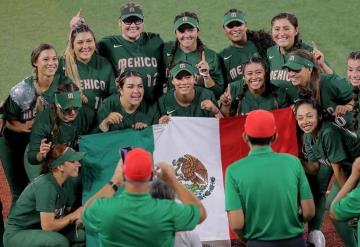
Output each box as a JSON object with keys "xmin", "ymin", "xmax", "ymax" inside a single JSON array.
[{"xmin": 80, "ymin": 107, "xmax": 298, "ymax": 246}]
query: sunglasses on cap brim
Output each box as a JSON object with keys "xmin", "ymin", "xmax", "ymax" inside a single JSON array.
[{"xmin": 60, "ymin": 107, "xmax": 79, "ymax": 115}]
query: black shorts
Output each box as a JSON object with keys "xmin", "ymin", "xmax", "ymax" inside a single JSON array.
[{"xmin": 246, "ymin": 234, "xmax": 306, "ymax": 247}]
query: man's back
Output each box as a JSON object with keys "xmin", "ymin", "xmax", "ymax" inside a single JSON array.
[{"xmin": 225, "ymin": 146, "xmax": 312, "ymax": 240}]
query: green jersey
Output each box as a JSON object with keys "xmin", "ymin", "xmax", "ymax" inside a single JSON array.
[
  {"xmin": 83, "ymin": 191, "xmax": 200, "ymax": 247},
  {"xmin": 229, "ymin": 79, "xmax": 291, "ymax": 115},
  {"xmin": 303, "ymin": 121, "xmax": 360, "ymax": 173},
  {"xmin": 157, "ymin": 86, "xmax": 217, "ymax": 119},
  {"xmin": 27, "ymin": 106, "xmax": 95, "ymax": 165},
  {"xmin": 163, "ymin": 41, "xmax": 225, "ymax": 98},
  {"xmin": 96, "ymin": 94, "xmax": 150, "ymax": 132},
  {"xmin": 58, "ymin": 53, "xmax": 117, "ymax": 110},
  {"xmin": 225, "ymin": 146, "xmax": 312, "ymax": 240},
  {"xmin": 220, "ymin": 40, "xmax": 260, "ymax": 83},
  {"xmin": 5, "ymin": 173, "xmax": 77, "ymax": 233},
  {"xmin": 98, "ymin": 32, "xmax": 164, "ymax": 104},
  {"xmin": 333, "ymin": 186, "xmax": 360, "ymax": 247},
  {"xmin": 4, "ymin": 74, "xmax": 62, "ymax": 122},
  {"xmin": 267, "ymin": 42, "xmax": 313, "ymax": 101}
]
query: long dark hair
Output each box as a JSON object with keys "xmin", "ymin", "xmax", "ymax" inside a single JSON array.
[
  {"xmin": 349, "ymin": 51, "xmax": 360, "ymax": 131},
  {"xmin": 41, "ymin": 144, "xmax": 67, "ymax": 174},
  {"xmin": 271, "ymin": 12, "xmax": 301, "ymax": 50}
]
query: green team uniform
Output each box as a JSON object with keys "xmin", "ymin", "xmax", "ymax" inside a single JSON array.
[
  {"xmin": 3, "ymin": 173, "xmax": 84, "ymax": 247},
  {"xmin": 157, "ymin": 86, "xmax": 217, "ymax": 119},
  {"xmin": 267, "ymin": 42, "xmax": 313, "ymax": 101},
  {"xmin": 97, "ymin": 32, "xmax": 164, "ymax": 104},
  {"xmin": 27, "ymin": 106, "xmax": 95, "ymax": 165},
  {"xmin": 95, "ymin": 94, "xmax": 150, "ymax": 132},
  {"xmin": 304, "ymin": 121, "xmax": 359, "ymax": 246},
  {"xmin": 58, "ymin": 54, "xmax": 117, "ymax": 110},
  {"xmin": 333, "ymin": 187, "xmax": 360, "ymax": 247},
  {"xmin": 220, "ymin": 41, "xmax": 260, "ymax": 83},
  {"xmin": 229, "ymin": 79, "xmax": 291, "ymax": 115},
  {"xmin": 82, "ymin": 191, "xmax": 200, "ymax": 247},
  {"xmin": 225, "ymin": 146, "xmax": 312, "ymax": 240},
  {"xmin": 163, "ymin": 41, "xmax": 225, "ymax": 98}
]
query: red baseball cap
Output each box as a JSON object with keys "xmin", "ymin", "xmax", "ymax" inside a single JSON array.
[
  {"xmin": 244, "ymin": 110, "xmax": 276, "ymax": 138},
  {"xmin": 123, "ymin": 148, "xmax": 153, "ymax": 181}
]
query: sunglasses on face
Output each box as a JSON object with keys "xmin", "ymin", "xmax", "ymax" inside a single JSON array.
[
  {"xmin": 60, "ymin": 107, "xmax": 79, "ymax": 115},
  {"xmin": 226, "ymin": 21, "xmax": 243, "ymax": 29},
  {"xmin": 287, "ymin": 68, "xmax": 302, "ymax": 73},
  {"xmin": 123, "ymin": 18, "xmax": 143, "ymax": 25}
]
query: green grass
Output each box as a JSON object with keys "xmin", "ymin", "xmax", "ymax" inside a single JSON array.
[{"xmin": 0, "ymin": 0, "xmax": 359, "ymax": 101}]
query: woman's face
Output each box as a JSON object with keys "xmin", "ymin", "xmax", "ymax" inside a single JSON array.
[
  {"xmin": 57, "ymin": 107, "xmax": 79, "ymax": 123},
  {"xmin": 120, "ymin": 17, "xmax": 144, "ymax": 41},
  {"xmin": 62, "ymin": 161, "xmax": 81, "ymax": 177},
  {"xmin": 296, "ymin": 103, "xmax": 319, "ymax": 134},
  {"xmin": 272, "ymin": 18, "xmax": 297, "ymax": 50},
  {"xmin": 223, "ymin": 21, "xmax": 247, "ymax": 44},
  {"xmin": 34, "ymin": 49, "xmax": 58, "ymax": 78},
  {"xmin": 172, "ymin": 72, "xmax": 195, "ymax": 96},
  {"xmin": 73, "ymin": 31, "xmax": 96, "ymax": 64},
  {"xmin": 348, "ymin": 59, "xmax": 360, "ymax": 87},
  {"xmin": 243, "ymin": 63, "xmax": 266, "ymax": 92},
  {"xmin": 120, "ymin": 76, "xmax": 144, "ymax": 107},
  {"xmin": 176, "ymin": 24, "xmax": 198, "ymax": 51},
  {"xmin": 287, "ymin": 67, "xmax": 312, "ymax": 87}
]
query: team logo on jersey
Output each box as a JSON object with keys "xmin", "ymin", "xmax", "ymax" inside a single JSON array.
[{"xmin": 172, "ymin": 154, "xmax": 215, "ymax": 200}]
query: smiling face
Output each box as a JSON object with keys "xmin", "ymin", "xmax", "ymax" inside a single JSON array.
[
  {"xmin": 57, "ymin": 107, "xmax": 79, "ymax": 123},
  {"xmin": 34, "ymin": 49, "xmax": 58, "ymax": 78},
  {"xmin": 272, "ymin": 18, "xmax": 297, "ymax": 51},
  {"xmin": 348, "ymin": 59, "xmax": 360, "ymax": 87},
  {"xmin": 243, "ymin": 62, "xmax": 266, "ymax": 93},
  {"xmin": 223, "ymin": 21, "xmax": 247, "ymax": 44},
  {"xmin": 61, "ymin": 161, "xmax": 81, "ymax": 177},
  {"xmin": 120, "ymin": 76, "xmax": 144, "ymax": 107},
  {"xmin": 176, "ymin": 24, "xmax": 198, "ymax": 52},
  {"xmin": 172, "ymin": 71, "xmax": 195, "ymax": 96},
  {"xmin": 73, "ymin": 31, "xmax": 96, "ymax": 64},
  {"xmin": 296, "ymin": 103, "xmax": 320, "ymax": 134},
  {"xmin": 120, "ymin": 17, "xmax": 144, "ymax": 41},
  {"xmin": 287, "ymin": 67, "xmax": 312, "ymax": 87}
]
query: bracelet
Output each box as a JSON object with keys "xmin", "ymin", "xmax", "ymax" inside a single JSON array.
[{"xmin": 108, "ymin": 181, "xmax": 118, "ymax": 192}]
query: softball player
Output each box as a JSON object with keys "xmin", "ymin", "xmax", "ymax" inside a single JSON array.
[
  {"xmin": 295, "ymin": 96, "xmax": 358, "ymax": 247},
  {"xmin": 347, "ymin": 51, "xmax": 360, "ymax": 134},
  {"xmin": 27, "ymin": 82, "xmax": 94, "ymax": 165},
  {"xmin": 164, "ymin": 11, "xmax": 225, "ymax": 99},
  {"xmin": 3, "ymin": 144, "xmax": 85, "ymax": 247},
  {"xmin": 267, "ymin": 13, "xmax": 333, "ymax": 101},
  {"xmin": 3, "ymin": 44, "xmax": 62, "ymax": 201},
  {"xmin": 60, "ymin": 23, "xmax": 117, "ymax": 110},
  {"xmin": 219, "ymin": 56, "xmax": 291, "ymax": 116},
  {"xmin": 220, "ymin": 9, "xmax": 274, "ymax": 83},
  {"xmin": 96, "ymin": 70, "xmax": 150, "ymax": 132},
  {"xmin": 157, "ymin": 61, "xmax": 222, "ymax": 124},
  {"xmin": 283, "ymin": 49, "xmax": 353, "ymax": 129}
]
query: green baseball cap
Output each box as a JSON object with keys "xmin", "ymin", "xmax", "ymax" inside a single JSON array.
[
  {"xmin": 120, "ymin": 4, "xmax": 144, "ymax": 20},
  {"xmin": 54, "ymin": 90, "xmax": 82, "ymax": 110},
  {"xmin": 283, "ymin": 54, "xmax": 315, "ymax": 71},
  {"xmin": 48, "ymin": 147, "xmax": 85, "ymax": 169},
  {"xmin": 170, "ymin": 62, "xmax": 197, "ymax": 78},
  {"xmin": 174, "ymin": 16, "xmax": 199, "ymax": 33},
  {"xmin": 223, "ymin": 11, "xmax": 246, "ymax": 26}
]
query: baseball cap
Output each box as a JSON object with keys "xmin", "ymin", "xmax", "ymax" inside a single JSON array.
[
  {"xmin": 55, "ymin": 90, "xmax": 82, "ymax": 110},
  {"xmin": 120, "ymin": 4, "xmax": 144, "ymax": 20},
  {"xmin": 48, "ymin": 147, "xmax": 85, "ymax": 169},
  {"xmin": 283, "ymin": 54, "xmax": 315, "ymax": 71},
  {"xmin": 123, "ymin": 148, "xmax": 153, "ymax": 181},
  {"xmin": 244, "ymin": 110, "xmax": 276, "ymax": 138},
  {"xmin": 170, "ymin": 62, "xmax": 197, "ymax": 78},
  {"xmin": 223, "ymin": 11, "xmax": 246, "ymax": 26},
  {"xmin": 174, "ymin": 16, "xmax": 199, "ymax": 33}
]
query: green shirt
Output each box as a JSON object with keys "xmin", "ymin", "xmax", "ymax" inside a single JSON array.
[
  {"xmin": 5, "ymin": 173, "xmax": 77, "ymax": 233},
  {"xmin": 27, "ymin": 106, "xmax": 95, "ymax": 164},
  {"xmin": 303, "ymin": 121, "xmax": 360, "ymax": 171},
  {"xmin": 333, "ymin": 187, "xmax": 360, "ymax": 247},
  {"xmin": 4, "ymin": 74, "xmax": 62, "ymax": 122},
  {"xmin": 229, "ymin": 79, "xmax": 291, "ymax": 115},
  {"xmin": 267, "ymin": 42, "xmax": 313, "ymax": 101},
  {"xmin": 220, "ymin": 40, "xmax": 260, "ymax": 83},
  {"xmin": 163, "ymin": 41, "xmax": 225, "ymax": 98},
  {"xmin": 58, "ymin": 54, "xmax": 117, "ymax": 110},
  {"xmin": 225, "ymin": 146, "xmax": 312, "ymax": 240},
  {"xmin": 157, "ymin": 86, "xmax": 217, "ymax": 119},
  {"xmin": 82, "ymin": 191, "xmax": 200, "ymax": 247},
  {"xmin": 98, "ymin": 32, "xmax": 164, "ymax": 104},
  {"xmin": 96, "ymin": 94, "xmax": 150, "ymax": 132}
]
